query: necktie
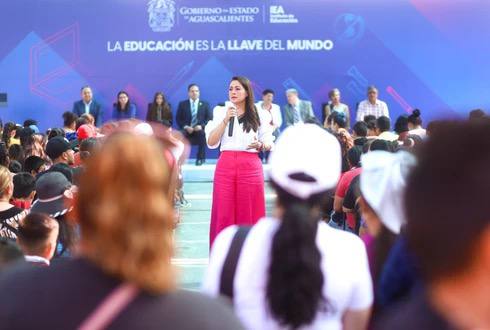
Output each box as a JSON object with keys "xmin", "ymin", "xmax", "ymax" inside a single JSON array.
[
  {"xmin": 293, "ymin": 105, "xmax": 300, "ymax": 123},
  {"xmin": 191, "ymin": 101, "xmax": 198, "ymax": 127}
]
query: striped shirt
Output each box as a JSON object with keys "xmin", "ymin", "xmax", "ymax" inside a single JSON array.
[{"xmin": 0, "ymin": 207, "xmax": 29, "ymax": 239}]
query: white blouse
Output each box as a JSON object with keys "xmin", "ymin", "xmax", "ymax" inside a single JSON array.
[{"xmin": 205, "ymin": 105, "xmax": 274, "ymax": 153}]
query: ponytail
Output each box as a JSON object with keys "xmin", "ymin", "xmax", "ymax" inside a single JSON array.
[{"xmin": 266, "ymin": 183, "xmax": 329, "ymax": 328}]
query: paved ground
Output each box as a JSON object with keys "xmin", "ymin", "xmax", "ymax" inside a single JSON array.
[{"xmin": 174, "ymin": 181, "xmax": 275, "ymax": 290}]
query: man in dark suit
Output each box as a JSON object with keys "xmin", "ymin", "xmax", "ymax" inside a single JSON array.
[
  {"xmin": 283, "ymin": 88, "xmax": 316, "ymax": 127},
  {"xmin": 176, "ymin": 84, "xmax": 212, "ymax": 165},
  {"xmin": 72, "ymin": 86, "xmax": 103, "ymax": 127}
]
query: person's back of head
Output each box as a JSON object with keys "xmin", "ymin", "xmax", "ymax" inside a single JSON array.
[
  {"xmin": 48, "ymin": 128, "xmax": 65, "ymax": 140},
  {"xmin": 17, "ymin": 213, "xmax": 59, "ymax": 262},
  {"xmin": 332, "ymin": 111, "xmax": 347, "ymax": 129},
  {"xmin": 24, "ymin": 156, "xmax": 46, "ymax": 176},
  {"xmin": 13, "ymin": 172, "xmax": 35, "ymax": 200},
  {"xmin": 370, "ymin": 139, "xmax": 393, "ymax": 152},
  {"xmin": 79, "ymin": 137, "xmax": 99, "ymax": 162},
  {"xmin": 363, "ymin": 114, "xmax": 376, "ymax": 123},
  {"xmin": 267, "ymin": 124, "xmax": 341, "ymax": 328},
  {"xmin": 75, "ymin": 117, "xmax": 89, "ymax": 130},
  {"xmin": 468, "ymin": 108, "xmax": 486, "ymax": 121},
  {"xmin": 376, "ymin": 116, "xmax": 391, "ymax": 133},
  {"xmin": 394, "ymin": 115, "xmax": 409, "ymax": 134},
  {"xmin": 406, "ymin": 119, "xmax": 490, "ymax": 285},
  {"xmin": 347, "ymin": 146, "xmax": 362, "ymax": 168},
  {"xmin": 8, "ymin": 144, "xmax": 24, "ymax": 164},
  {"xmin": 76, "ymin": 130, "xmax": 177, "ymax": 293},
  {"xmin": 0, "ymin": 238, "xmax": 24, "ymax": 271},
  {"xmin": 62, "ymin": 111, "xmax": 78, "ymax": 128},
  {"xmin": 8, "ymin": 160, "xmax": 22, "ymax": 174},
  {"xmin": 23, "ymin": 119, "xmax": 37, "ymax": 128},
  {"xmin": 353, "ymin": 121, "xmax": 368, "ymax": 138},
  {"xmin": 407, "ymin": 109, "xmax": 423, "ymax": 128}
]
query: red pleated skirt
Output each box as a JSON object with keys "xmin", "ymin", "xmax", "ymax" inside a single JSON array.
[{"xmin": 209, "ymin": 151, "xmax": 265, "ymax": 247}]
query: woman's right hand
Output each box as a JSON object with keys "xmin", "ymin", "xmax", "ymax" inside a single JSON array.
[{"xmin": 224, "ymin": 106, "xmax": 237, "ymax": 124}]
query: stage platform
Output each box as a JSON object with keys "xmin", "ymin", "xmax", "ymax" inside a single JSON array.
[{"xmin": 182, "ymin": 159, "xmax": 271, "ymax": 182}]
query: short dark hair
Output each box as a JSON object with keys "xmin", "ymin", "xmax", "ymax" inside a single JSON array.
[
  {"xmin": 376, "ymin": 116, "xmax": 391, "ymax": 132},
  {"xmin": 187, "ymin": 83, "xmax": 198, "ymax": 91},
  {"xmin": 8, "ymin": 160, "xmax": 22, "ymax": 174},
  {"xmin": 370, "ymin": 139, "xmax": 393, "ymax": 152},
  {"xmin": 24, "ymin": 156, "xmax": 46, "ymax": 175},
  {"xmin": 23, "ymin": 119, "xmax": 37, "ymax": 128},
  {"xmin": 48, "ymin": 128, "xmax": 65, "ymax": 140},
  {"xmin": 17, "ymin": 213, "xmax": 58, "ymax": 256},
  {"xmin": 406, "ymin": 120, "xmax": 490, "ymax": 283},
  {"xmin": 332, "ymin": 112, "xmax": 347, "ymax": 129},
  {"xmin": 13, "ymin": 173, "xmax": 35, "ymax": 199},
  {"xmin": 8, "ymin": 144, "xmax": 24, "ymax": 163},
  {"xmin": 347, "ymin": 146, "xmax": 362, "ymax": 168},
  {"xmin": 363, "ymin": 115, "xmax": 376, "ymax": 123},
  {"xmin": 75, "ymin": 117, "xmax": 89, "ymax": 130},
  {"xmin": 353, "ymin": 121, "xmax": 368, "ymax": 137},
  {"xmin": 62, "ymin": 111, "xmax": 78, "ymax": 128},
  {"xmin": 0, "ymin": 238, "xmax": 23, "ymax": 270},
  {"xmin": 468, "ymin": 109, "xmax": 486, "ymax": 121},
  {"xmin": 262, "ymin": 89, "xmax": 274, "ymax": 96},
  {"xmin": 394, "ymin": 115, "xmax": 409, "ymax": 134}
]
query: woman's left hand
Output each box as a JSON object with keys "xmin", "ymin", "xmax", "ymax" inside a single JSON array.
[{"xmin": 247, "ymin": 138, "xmax": 263, "ymax": 151}]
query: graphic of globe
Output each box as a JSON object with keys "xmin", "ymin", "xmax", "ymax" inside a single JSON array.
[{"xmin": 334, "ymin": 14, "xmax": 365, "ymax": 43}]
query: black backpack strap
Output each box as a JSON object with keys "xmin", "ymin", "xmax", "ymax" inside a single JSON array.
[{"xmin": 219, "ymin": 226, "xmax": 251, "ymax": 303}]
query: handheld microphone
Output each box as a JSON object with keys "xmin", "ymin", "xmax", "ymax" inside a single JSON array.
[{"xmin": 226, "ymin": 101, "xmax": 236, "ymax": 137}]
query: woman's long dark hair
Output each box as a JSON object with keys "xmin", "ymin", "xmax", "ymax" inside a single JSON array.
[
  {"xmin": 148, "ymin": 92, "xmax": 171, "ymax": 120},
  {"xmin": 230, "ymin": 76, "xmax": 260, "ymax": 133},
  {"xmin": 267, "ymin": 181, "xmax": 329, "ymax": 328},
  {"xmin": 116, "ymin": 91, "xmax": 131, "ymax": 112}
]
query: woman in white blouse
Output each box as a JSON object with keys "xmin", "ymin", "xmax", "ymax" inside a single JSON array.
[
  {"xmin": 205, "ymin": 76, "xmax": 273, "ymax": 246},
  {"xmin": 202, "ymin": 125, "xmax": 372, "ymax": 330}
]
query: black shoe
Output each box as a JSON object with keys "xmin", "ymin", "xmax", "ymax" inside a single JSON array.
[{"xmin": 195, "ymin": 159, "xmax": 203, "ymax": 166}]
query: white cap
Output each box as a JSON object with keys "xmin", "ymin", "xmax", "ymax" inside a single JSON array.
[
  {"xmin": 360, "ymin": 150, "xmax": 416, "ymax": 234},
  {"xmin": 269, "ymin": 124, "xmax": 341, "ymax": 199}
]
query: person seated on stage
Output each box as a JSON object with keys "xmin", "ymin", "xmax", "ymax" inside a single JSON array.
[
  {"xmin": 176, "ymin": 83, "xmax": 212, "ymax": 166},
  {"xmin": 11, "ymin": 172, "xmax": 36, "ymax": 209},
  {"xmin": 377, "ymin": 120, "xmax": 490, "ymax": 330},
  {"xmin": 72, "ymin": 86, "xmax": 103, "ymax": 127},
  {"xmin": 283, "ymin": 88, "xmax": 316, "ymax": 127},
  {"xmin": 376, "ymin": 116, "xmax": 398, "ymax": 142},
  {"xmin": 62, "ymin": 111, "xmax": 78, "ymax": 141},
  {"xmin": 147, "ymin": 92, "xmax": 173, "ymax": 127},
  {"xmin": 112, "ymin": 91, "xmax": 137, "ymax": 121},
  {"xmin": 356, "ymin": 86, "xmax": 389, "ymax": 122},
  {"xmin": 323, "ymin": 88, "xmax": 350, "ymax": 128},
  {"xmin": 17, "ymin": 213, "xmax": 59, "ymax": 267},
  {"xmin": 23, "ymin": 155, "xmax": 46, "ymax": 177},
  {"xmin": 0, "ymin": 237, "xmax": 24, "ymax": 272},
  {"xmin": 256, "ymin": 89, "xmax": 282, "ymax": 138}
]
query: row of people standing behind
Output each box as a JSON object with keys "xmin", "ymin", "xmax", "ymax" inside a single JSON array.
[{"xmin": 72, "ymin": 84, "xmax": 391, "ymax": 131}]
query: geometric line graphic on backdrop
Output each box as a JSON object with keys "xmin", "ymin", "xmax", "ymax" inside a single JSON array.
[{"xmin": 29, "ymin": 23, "xmax": 83, "ymax": 109}]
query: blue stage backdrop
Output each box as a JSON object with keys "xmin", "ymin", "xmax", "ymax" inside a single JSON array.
[{"xmin": 1, "ymin": 0, "xmax": 489, "ymax": 136}]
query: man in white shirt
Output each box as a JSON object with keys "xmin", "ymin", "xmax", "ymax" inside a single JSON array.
[
  {"xmin": 283, "ymin": 89, "xmax": 316, "ymax": 126},
  {"xmin": 356, "ymin": 86, "xmax": 389, "ymax": 122},
  {"xmin": 256, "ymin": 89, "xmax": 282, "ymax": 137},
  {"xmin": 17, "ymin": 213, "xmax": 59, "ymax": 266}
]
